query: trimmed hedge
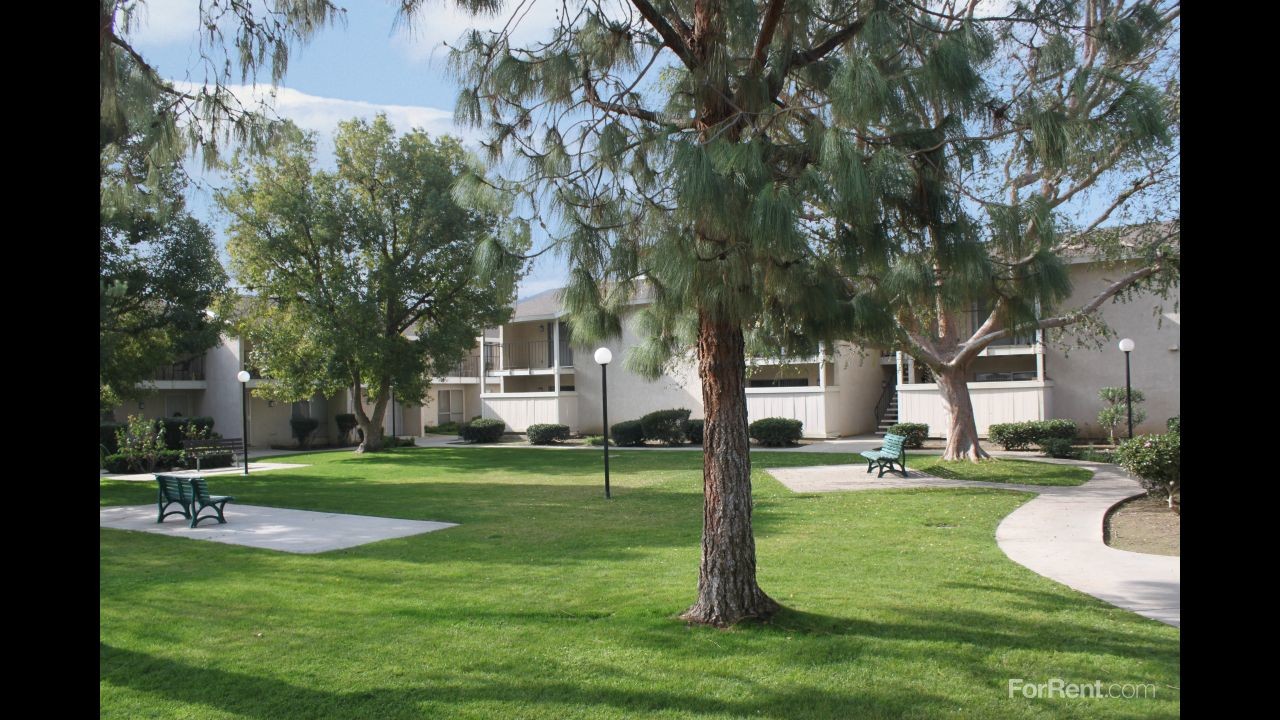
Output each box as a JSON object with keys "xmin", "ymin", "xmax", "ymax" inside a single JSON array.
[
  {"xmin": 1166, "ymin": 416, "xmax": 1180, "ymax": 434},
  {"xmin": 585, "ymin": 435, "xmax": 611, "ymax": 446},
  {"xmin": 1038, "ymin": 437, "xmax": 1079, "ymax": 459},
  {"xmin": 424, "ymin": 421, "xmax": 461, "ymax": 435},
  {"xmin": 685, "ymin": 419, "xmax": 704, "ymax": 445},
  {"xmin": 290, "ymin": 417, "xmax": 321, "ymax": 448},
  {"xmin": 460, "ymin": 418, "xmax": 505, "ymax": 443},
  {"xmin": 640, "ymin": 408, "xmax": 692, "ymax": 445},
  {"xmin": 887, "ymin": 423, "xmax": 928, "ymax": 449},
  {"xmin": 161, "ymin": 416, "xmax": 215, "ymax": 450},
  {"xmin": 527, "ymin": 423, "xmax": 571, "ymax": 445},
  {"xmin": 104, "ymin": 449, "xmax": 233, "ymax": 473},
  {"xmin": 611, "ymin": 420, "xmax": 645, "ymax": 446},
  {"xmin": 335, "ymin": 413, "xmax": 358, "ymax": 443},
  {"xmin": 750, "ymin": 418, "xmax": 803, "ymax": 446},
  {"xmin": 988, "ymin": 420, "xmax": 1078, "ymax": 450}
]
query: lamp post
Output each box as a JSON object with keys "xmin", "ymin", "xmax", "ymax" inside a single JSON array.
[
  {"xmin": 236, "ymin": 370, "xmax": 251, "ymax": 475},
  {"xmin": 595, "ymin": 347, "xmax": 613, "ymax": 499},
  {"xmin": 1118, "ymin": 338, "xmax": 1135, "ymax": 439}
]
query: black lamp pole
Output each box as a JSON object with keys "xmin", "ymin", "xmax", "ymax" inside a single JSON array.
[
  {"xmin": 1124, "ymin": 349, "xmax": 1134, "ymax": 440},
  {"xmin": 601, "ymin": 362, "xmax": 611, "ymax": 499}
]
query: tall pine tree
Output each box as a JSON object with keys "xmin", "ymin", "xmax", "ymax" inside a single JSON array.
[{"xmin": 415, "ymin": 0, "xmax": 1037, "ymax": 626}]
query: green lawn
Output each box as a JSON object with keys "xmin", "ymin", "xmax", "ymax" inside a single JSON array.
[
  {"xmin": 101, "ymin": 448, "xmax": 1178, "ymax": 719},
  {"xmin": 906, "ymin": 454, "xmax": 1092, "ymax": 486}
]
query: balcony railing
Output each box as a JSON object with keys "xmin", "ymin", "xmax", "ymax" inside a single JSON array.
[
  {"xmin": 501, "ymin": 341, "xmax": 575, "ymax": 370},
  {"xmin": 152, "ymin": 357, "xmax": 205, "ymax": 381}
]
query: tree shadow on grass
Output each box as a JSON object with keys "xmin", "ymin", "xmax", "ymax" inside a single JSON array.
[{"xmin": 100, "ymin": 642, "xmax": 964, "ymax": 720}]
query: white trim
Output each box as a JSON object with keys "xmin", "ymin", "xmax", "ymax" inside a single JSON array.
[
  {"xmin": 481, "ymin": 391, "xmax": 578, "ymax": 399},
  {"xmin": 745, "ymin": 386, "xmax": 826, "ymax": 395},
  {"xmin": 899, "ymin": 380, "xmax": 1055, "ymax": 390}
]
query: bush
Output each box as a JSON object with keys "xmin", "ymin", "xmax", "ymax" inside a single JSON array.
[
  {"xmin": 585, "ymin": 435, "xmax": 611, "ymax": 446},
  {"xmin": 460, "ymin": 418, "xmax": 505, "ymax": 443},
  {"xmin": 640, "ymin": 408, "xmax": 692, "ymax": 445},
  {"xmin": 1097, "ymin": 387, "xmax": 1147, "ymax": 443},
  {"xmin": 1115, "ymin": 431, "xmax": 1180, "ymax": 511},
  {"xmin": 1166, "ymin": 416, "xmax": 1180, "ymax": 434},
  {"xmin": 887, "ymin": 423, "xmax": 928, "ymax": 449},
  {"xmin": 290, "ymin": 417, "xmax": 321, "ymax": 448},
  {"xmin": 749, "ymin": 418, "xmax": 803, "ymax": 446},
  {"xmin": 424, "ymin": 421, "xmax": 460, "ymax": 436},
  {"xmin": 527, "ymin": 423, "xmax": 571, "ymax": 445},
  {"xmin": 155, "ymin": 449, "xmax": 184, "ymax": 470},
  {"xmin": 1038, "ymin": 437, "xmax": 1079, "ymax": 459},
  {"xmin": 185, "ymin": 452, "xmax": 234, "ymax": 470},
  {"xmin": 685, "ymin": 419, "xmax": 704, "ymax": 445},
  {"xmin": 100, "ymin": 422, "xmax": 122, "ymax": 455},
  {"xmin": 988, "ymin": 420, "xmax": 1078, "ymax": 450},
  {"xmin": 610, "ymin": 420, "xmax": 645, "ymax": 446},
  {"xmin": 160, "ymin": 416, "xmax": 215, "ymax": 450},
  {"xmin": 114, "ymin": 415, "xmax": 165, "ymax": 473},
  {"xmin": 103, "ymin": 453, "xmax": 132, "ymax": 474},
  {"xmin": 335, "ymin": 413, "xmax": 358, "ymax": 444}
]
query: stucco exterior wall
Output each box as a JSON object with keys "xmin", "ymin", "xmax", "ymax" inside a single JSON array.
[
  {"xmin": 200, "ymin": 334, "xmax": 246, "ymax": 437},
  {"xmin": 573, "ymin": 311, "xmax": 703, "ymax": 435},
  {"xmin": 827, "ymin": 343, "xmax": 886, "ymax": 436},
  {"xmin": 1043, "ymin": 261, "xmax": 1180, "ymax": 437}
]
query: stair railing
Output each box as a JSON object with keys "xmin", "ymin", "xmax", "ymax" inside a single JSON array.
[{"xmin": 873, "ymin": 380, "xmax": 896, "ymax": 429}]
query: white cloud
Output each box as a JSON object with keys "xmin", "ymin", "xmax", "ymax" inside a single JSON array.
[
  {"xmin": 118, "ymin": 0, "xmax": 202, "ymax": 46},
  {"xmin": 392, "ymin": 0, "xmax": 567, "ymax": 65},
  {"xmin": 170, "ymin": 81, "xmax": 468, "ymax": 141}
]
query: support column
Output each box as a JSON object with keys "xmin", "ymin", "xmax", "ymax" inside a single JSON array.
[
  {"xmin": 818, "ymin": 342, "xmax": 826, "ymax": 389},
  {"xmin": 553, "ymin": 319, "xmax": 561, "ymax": 394},
  {"xmin": 1035, "ymin": 328, "xmax": 1046, "ymax": 382},
  {"xmin": 895, "ymin": 351, "xmax": 904, "ymax": 385},
  {"xmin": 907, "ymin": 355, "xmax": 917, "ymax": 384}
]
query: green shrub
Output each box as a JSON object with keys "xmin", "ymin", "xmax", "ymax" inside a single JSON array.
[
  {"xmin": 749, "ymin": 418, "xmax": 803, "ymax": 446},
  {"xmin": 1038, "ymin": 437, "xmax": 1079, "ymax": 459},
  {"xmin": 290, "ymin": 417, "xmax": 321, "ymax": 448},
  {"xmin": 640, "ymin": 408, "xmax": 692, "ymax": 445},
  {"xmin": 610, "ymin": 420, "xmax": 645, "ymax": 446},
  {"xmin": 1166, "ymin": 416, "xmax": 1180, "ymax": 434},
  {"xmin": 460, "ymin": 418, "xmax": 505, "ymax": 443},
  {"xmin": 154, "ymin": 449, "xmax": 184, "ymax": 470},
  {"xmin": 887, "ymin": 423, "xmax": 928, "ymax": 449},
  {"xmin": 988, "ymin": 420, "xmax": 1078, "ymax": 450},
  {"xmin": 103, "ymin": 453, "xmax": 132, "ymax": 474},
  {"xmin": 1115, "ymin": 431, "xmax": 1180, "ymax": 510},
  {"xmin": 685, "ymin": 419, "xmax": 704, "ymax": 445},
  {"xmin": 424, "ymin": 421, "xmax": 461, "ymax": 436},
  {"xmin": 1097, "ymin": 387, "xmax": 1147, "ymax": 443},
  {"xmin": 585, "ymin": 435, "xmax": 611, "ymax": 446},
  {"xmin": 114, "ymin": 415, "xmax": 165, "ymax": 473},
  {"xmin": 335, "ymin": 413, "xmax": 358, "ymax": 444},
  {"xmin": 100, "ymin": 422, "xmax": 122, "ymax": 455},
  {"xmin": 527, "ymin": 423, "xmax": 571, "ymax": 445},
  {"xmin": 160, "ymin": 416, "xmax": 215, "ymax": 450},
  {"xmin": 184, "ymin": 452, "xmax": 234, "ymax": 470}
]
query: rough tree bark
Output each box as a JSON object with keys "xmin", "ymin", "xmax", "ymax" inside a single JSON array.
[
  {"xmin": 935, "ymin": 364, "xmax": 991, "ymax": 461},
  {"xmin": 351, "ymin": 376, "xmax": 388, "ymax": 453},
  {"xmin": 680, "ymin": 312, "xmax": 781, "ymax": 627}
]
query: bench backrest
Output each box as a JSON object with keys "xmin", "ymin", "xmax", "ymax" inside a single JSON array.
[
  {"xmin": 189, "ymin": 477, "xmax": 215, "ymax": 501},
  {"xmin": 183, "ymin": 438, "xmax": 243, "ymax": 453},
  {"xmin": 156, "ymin": 474, "xmax": 192, "ymax": 502},
  {"xmin": 881, "ymin": 433, "xmax": 906, "ymax": 457}
]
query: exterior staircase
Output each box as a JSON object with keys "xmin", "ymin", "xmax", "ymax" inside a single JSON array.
[{"xmin": 874, "ymin": 394, "xmax": 900, "ymax": 436}]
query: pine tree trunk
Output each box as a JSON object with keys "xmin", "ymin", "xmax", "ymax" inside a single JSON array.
[
  {"xmin": 936, "ymin": 365, "xmax": 991, "ymax": 461},
  {"xmin": 680, "ymin": 314, "xmax": 780, "ymax": 627}
]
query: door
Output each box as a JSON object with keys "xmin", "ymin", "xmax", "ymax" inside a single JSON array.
[{"xmin": 437, "ymin": 390, "xmax": 463, "ymax": 425}]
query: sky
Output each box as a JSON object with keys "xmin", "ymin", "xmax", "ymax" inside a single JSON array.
[{"xmin": 127, "ymin": 0, "xmax": 571, "ymax": 299}]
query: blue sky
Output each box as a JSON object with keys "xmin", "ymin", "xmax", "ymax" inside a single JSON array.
[{"xmin": 127, "ymin": 0, "xmax": 570, "ymax": 299}]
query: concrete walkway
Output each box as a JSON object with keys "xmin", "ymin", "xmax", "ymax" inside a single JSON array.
[
  {"xmin": 766, "ymin": 457, "xmax": 1180, "ymax": 628},
  {"xmin": 100, "ymin": 504, "xmax": 457, "ymax": 553},
  {"xmin": 101, "ymin": 462, "xmax": 309, "ymax": 482}
]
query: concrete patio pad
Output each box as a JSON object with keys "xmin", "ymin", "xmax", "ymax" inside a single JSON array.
[
  {"xmin": 101, "ymin": 463, "xmax": 308, "ymax": 482},
  {"xmin": 100, "ymin": 504, "xmax": 457, "ymax": 553}
]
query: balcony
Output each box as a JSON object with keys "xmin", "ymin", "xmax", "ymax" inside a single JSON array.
[
  {"xmin": 500, "ymin": 340, "xmax": 574, "ymax": 370},
  {"xmin": 152, "ymin": 357, "xmax": 205, "ymax": 381}
]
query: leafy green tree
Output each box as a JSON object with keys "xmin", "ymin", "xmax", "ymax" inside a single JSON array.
[
  {"xmin": 416, "ymin": 0, "xmax": 999, "ymax": 626},
  {"xmin": 219, "ymin": 115, "xmax": 521, "ymax": 452},
  {"xmin": 1098, "ymin": 387, "xmax": 1147, "ymax": 444},
  {"xmin": 100, "ymin": 136, "xmax": 230, "ymax": 411},
  {"xmin": 824, "ymin": 0, "xmax": 1180, "ymax": 460}
]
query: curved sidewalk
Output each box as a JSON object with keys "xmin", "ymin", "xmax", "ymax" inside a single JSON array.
[
  {"xmin": 766, "ymin": 457, "xmax": 1180, "ymax": 627},
  {"xmin": 995, "ymin": 459, "xmax": 1180, "ymax": 627}
]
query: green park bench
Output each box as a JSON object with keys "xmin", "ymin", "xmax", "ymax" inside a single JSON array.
[
  {"xmin": 181, "ymin": 437, "xmax": 245, "ymax": 472},
  {"xmin": 155, "ymin": 474, "xmax": 236, "ymax": 527},
  {"xmin": 860, "ymin": 433, "xmax": 908, "ymax": 478}
]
